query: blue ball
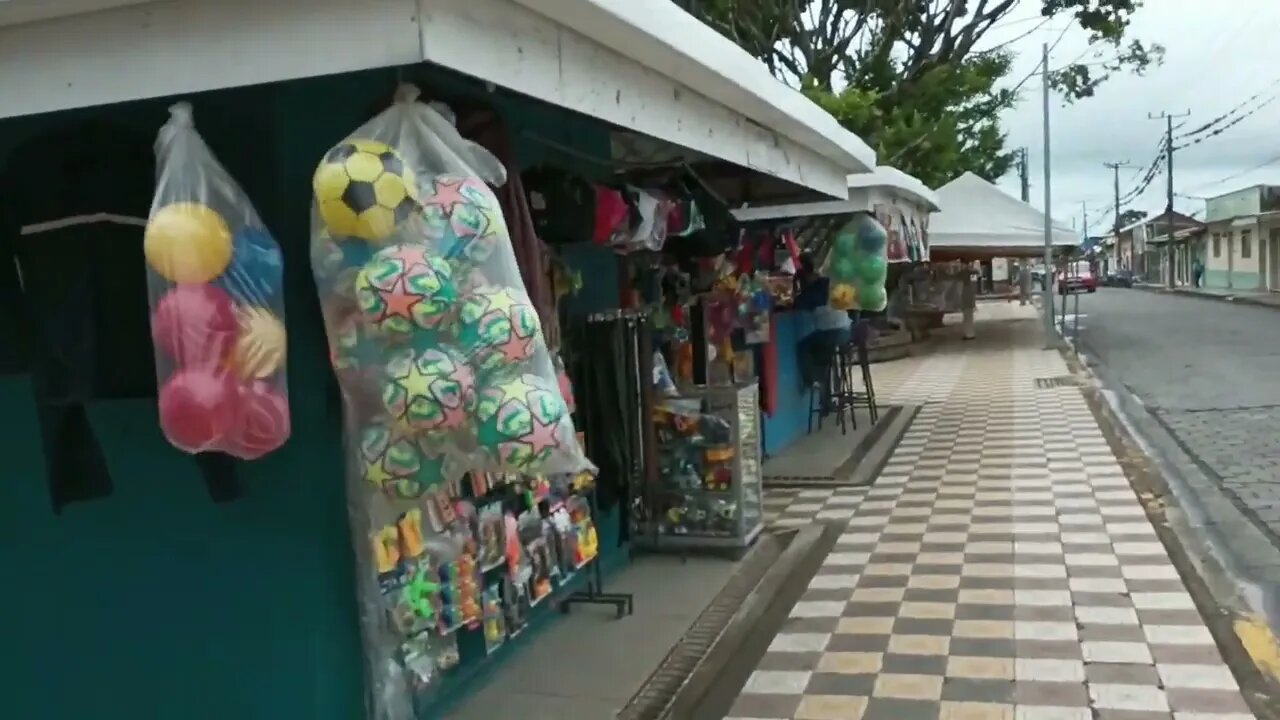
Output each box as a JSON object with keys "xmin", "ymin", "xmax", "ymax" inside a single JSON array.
[{"xmin": 218, "ymin": 226, "xmax": 284, "ymax": 307}]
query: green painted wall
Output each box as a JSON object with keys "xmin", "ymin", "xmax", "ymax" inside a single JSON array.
[{"xmin": 0, "ymin": 66, "xmax": 616, "ymax": 720}]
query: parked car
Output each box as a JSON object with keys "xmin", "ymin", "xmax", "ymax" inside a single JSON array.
[
  {"xmin": 1102, "ymin": 269, "xmax": 1136, "ymax": 288},
  {"xmin": 1058, "ymin": 264, "xmax": 1098, "ymax": 294}
]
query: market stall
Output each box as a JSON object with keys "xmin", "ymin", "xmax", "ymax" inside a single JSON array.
[
  {"xmin": 0, "ymin": 2, "xmax": 877, "ymax": 719},
  {"xmin": 731, "ymin": 166, "xmax": 939, "ymax": 459},
  {"xmin": 930, "ymin": 171, "xmax": 1077, "ymax": 259}
]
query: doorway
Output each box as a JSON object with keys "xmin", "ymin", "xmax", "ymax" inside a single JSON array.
[{"xmin": 1270, "ymin": 227, "xmax": 1280, "ymax": 291}]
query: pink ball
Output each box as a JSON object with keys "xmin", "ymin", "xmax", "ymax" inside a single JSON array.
[
  {"xmin": 158, "ymin": 368, "xmax": 239, "ymax": 453},
  {"xmin": 152, "ymin": 284, "xmax": 237, "ymax": 367},
  {"xmin": 223, "ymin": 381, "xmax": 291, "ymax": 460}
]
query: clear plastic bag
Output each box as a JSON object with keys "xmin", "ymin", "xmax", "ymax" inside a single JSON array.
[
  {"xmin": 145, "ymin": 103, "xmax": 290, "ymax": 459},
  {"xmin": 825, "ymin": 212, "xmax": 888, "ymax": 312},
  {"xmin": 310, "ymin": 84, "xmax": 594, "ymax": 718}
]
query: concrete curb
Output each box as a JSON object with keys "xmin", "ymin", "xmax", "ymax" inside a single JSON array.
[
  {"xmin": 1132, "ymin": 283, "xmax": 1280, "ymax": 310},
  {"xmin": 1064, "ymin": 348, "xmax": 1280, "ymax": 720}
]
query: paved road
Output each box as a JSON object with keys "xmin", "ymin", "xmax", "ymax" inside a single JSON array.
[{"xmin": 1077, "ymin": 288, "xmax": 1280, "ymax": 539}]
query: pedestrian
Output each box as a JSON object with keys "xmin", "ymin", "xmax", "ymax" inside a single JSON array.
[
  {"xmin": 961, "ymin": 270, "xmax": 977, "ymax": 340},
  {"xmin": 1192, "ymin": 259, "xmax": 1203, "ymax": 288},
  {"xmin": 1018, "ymin": 262, "xmax": 1032, "ymax": 306}
]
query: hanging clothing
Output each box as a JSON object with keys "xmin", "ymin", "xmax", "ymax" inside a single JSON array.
[{"xmin": 0, "ymin": 120, "xmax": 239, "ymax": 509}]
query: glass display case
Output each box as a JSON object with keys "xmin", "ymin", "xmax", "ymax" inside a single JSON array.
[{"xmin": 640, "ymin": 381, "xmax": 764, "ymax": 549}]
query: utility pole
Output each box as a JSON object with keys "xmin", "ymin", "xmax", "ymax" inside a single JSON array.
[
  {"xmin": 1018, "ymin": 148, "xmax": 1031, "ymax": 202},
  {"xmin": 1041, "ymin": 43, "xmax": 1055, "ymax": 346},
  {"xmin": 1150, "ymin": 110, "xmax": 1190, "ymax": 288},
  {"xmin": 1103, "ymin": 160, "xmax": 1133, "ymax": 235}
]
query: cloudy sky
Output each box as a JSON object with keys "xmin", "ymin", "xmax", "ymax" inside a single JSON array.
[{"xmin": 984, "ymin": 0, "xmax": 1280, "ymax": 234}]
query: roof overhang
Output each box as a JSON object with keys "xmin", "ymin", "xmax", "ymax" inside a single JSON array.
[
  {"xmin": 0, "ymin": 0, "xmax": 874, "ymax": 200},
  {"xmin": 730, "ymin": 166, "xmax": 938, "ymax": 222}
]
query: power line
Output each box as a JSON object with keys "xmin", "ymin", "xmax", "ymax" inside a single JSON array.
[
  {"xmin": 1185, "ymin": 152, "xmax": 1280, "ymax": 194},
  {"xmin": 1174, "ymin": 93, "xmax": 1280, "ymax": 151},
  {"xmin": 1174, "ymin": 77, "xmax": 1280, "ymax": 142}
]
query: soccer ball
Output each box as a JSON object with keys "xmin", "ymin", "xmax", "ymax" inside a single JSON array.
[
  {"xmin": 456, "ymin": 286, "xmax": 541, "ymax": 374},
  {"xmin": 472, "ymin": 373, "xmax": 570, "ymax": 472},
  {"xmin": 354, "ymin": 244, "xmax": 458, "ymax": 341},
  {"xmin": 381, "ymin": 344, "xmax": 477, "ymax": 435},
  {"xmin": 313, "ymin": 138, "xmax": 419, "ymax": 243},
  {"xmin": 420, "ymin": 175, "xmax": 506, "ymax": 267},
  {"xmin": 359, "ymin": 424, "xmax": 423, "ymax": 489}
]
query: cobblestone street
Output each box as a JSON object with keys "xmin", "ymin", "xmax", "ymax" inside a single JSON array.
[{"xmin": 1077, "ymin": 289, "xmax": 1280, "ymax": 543}]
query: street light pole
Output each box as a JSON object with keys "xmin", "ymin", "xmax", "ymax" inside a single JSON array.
[{"xmin": 1041, "ymin": 43, "xmax": 1055, "ymax": 346}]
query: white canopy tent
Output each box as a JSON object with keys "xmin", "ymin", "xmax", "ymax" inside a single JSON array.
[{"xmin": 930, "ymin": 172, "xmax": 1077, "ymax": 259}]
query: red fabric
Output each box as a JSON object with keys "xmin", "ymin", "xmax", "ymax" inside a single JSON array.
[
  {"xmin": 760, "ymin": 317, "xmax": 778, "ymax": 416},
  {"xmin": 781, "ymin": 230, "xmax": 801, "ymax": 267},
  {"xmin": 593, "ymin": 187, "xmax": 629, "ymax": 245},
  {"xmin": 735, "ymin": 234, "xmax": 757, "ymax": 276}
]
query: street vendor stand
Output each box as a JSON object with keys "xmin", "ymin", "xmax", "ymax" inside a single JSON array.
[{"xmin": 731, "ymin": 166, "xmax": 938, "ymax": 459}]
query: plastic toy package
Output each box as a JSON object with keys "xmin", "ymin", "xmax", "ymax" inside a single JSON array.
[
  {"xmin": 309, "ymin": 84, "xmax": 594, "ymax": 719},
  {"xmin": 145, "ymin": 103, "xmax": 290, "ymax": 459},
  {"xmin": 825, "ymin": 212, "xmax": 889, "ymax": 312}
]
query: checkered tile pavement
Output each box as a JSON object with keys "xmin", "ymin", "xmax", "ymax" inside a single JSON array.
[{"xmin": 743, "ymin": 309, "xmax": 1251, "ymax": 720}]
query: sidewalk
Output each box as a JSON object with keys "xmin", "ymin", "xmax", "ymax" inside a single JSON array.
[
  {"xmin": 743, "ymin": 305, "xmax": 1253, "ymax": 720},
  {"xmin": 1135, "ymin": 283, "xmax": 1280, "ymax": 309}
]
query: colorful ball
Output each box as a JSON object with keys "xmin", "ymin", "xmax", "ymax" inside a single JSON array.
[
  {"xmin": 472, "ymin": 373, "xmax": 571, "ymax": 471},
  {"xmin": 217, "ymin": 226, "xmax": 284, "ymax": 306},
  {"xmin": 385, "ymin": 446, "xmax": 450, "ymax": 500},
  {"xmin": 456, "ymin": 286, "xmax": 541, "ymax": 373},
  {"xmin": 381, "ymin": 344, "xmax": 476, "ymax": 434},
  {"xmin": 858, "ymin": 286, "xmax": 887, "ymax": 312},
  {"xmin": 145, "ymin": 202, "xmax": 234, "ymax": 284},
  {"xmin": 829, "ymin": 255, "xmax": 857, "ymax": 282},
  {"xmin": 312, "ymin": 230, "xmax": 375, "ymax": 293},
  {"xmin": 359, "ymin": 425, "xmax": 424, "ymax": 489},
  {"xmin": 420, "ymin": 176, "xmax": 505, "ymax": 268},
  {"xmin": 232, "ymin": 306, "xmax": 287, "ymax": 379},
  {"xmin": 224, "ymin": 381, "xmax": 291, "ymax": 460},
  {"xmin": 158, "ymin": 368, "xmax": 239, "ymax": 452},
  {"xmin": 151, "ymin": 284, "xmax": 237, "ymax": 367},
  {"xmin": 313, "ymin": 138, "xmax": 419, "ymax": 243},
  {"xmin": 858, "ymin": 254, "xmax": 888, "ymax": 285},
  {"xmin": 854, "ymin": 215, "xmax": 888, "ymax": 253},
  {"xmin": 355, "ymin": 244, "xmax": 457, "ymax": 341},
  {"xmin": 829, "ymin": 283, "xmax": 857, "ymax": 310}
]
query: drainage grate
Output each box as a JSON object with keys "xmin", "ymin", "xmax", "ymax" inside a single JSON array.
[
  {"xmin": 1035, "ymin": 376, "xmax": 1080, "ymax": 389},
  {"xmin": 617, "ymin": 532, "xmax": 787, "ymax": 720}
]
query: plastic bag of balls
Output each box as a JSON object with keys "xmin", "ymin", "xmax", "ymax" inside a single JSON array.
[
  {"xmin": 144, "ymin": 103, "xmax": 290, "ymax": 459},
  {"xmin": 825, "ymin": 212, "xmax": 889, "ymax": 312},
  {"xmin": 311, "ymin": 84, "xmax": 595, "ymax": 494}
]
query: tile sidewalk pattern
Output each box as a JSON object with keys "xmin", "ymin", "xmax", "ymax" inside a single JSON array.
[{"xmin": 747, "ymin": 308, "xmax": 1251, "ymax": 720}]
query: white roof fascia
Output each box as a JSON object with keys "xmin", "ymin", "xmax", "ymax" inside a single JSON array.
[
  {"xmin": 0, "ymin": 0, "xmax": 876, "ymax": 199},
  {"xmin": 731, "ymin": 166, "xmax": 936, "ymax": 222}
]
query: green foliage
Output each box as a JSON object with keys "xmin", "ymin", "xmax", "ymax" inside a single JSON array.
[{"xmin": 680, "ymin": 0, "xmax": 1162, "ymax": 186}]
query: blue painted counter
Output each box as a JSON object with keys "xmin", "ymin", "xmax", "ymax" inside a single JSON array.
[{"xmin": 762, "ymin": 310, "xmax": 814, "ymax": 457}]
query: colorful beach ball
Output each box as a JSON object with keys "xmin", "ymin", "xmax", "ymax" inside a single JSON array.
[
  {"xmin": 472, "ymin": 373, "xmax": 571, "ymax": 472},
  {"xmin": 456, "ymin": 286, "xmax": 541, "ymax": 374},
  {"xmin": 381, "ymin": 344, "xmax": 476, "ymax": 435},
  {"xmin": 231, "ymin": 306, "xmax": 287, "ymax": 380},
  {"xmin": 354, "ymin": 243, "xmax": 457, "ymax": 341},
  {"xmin": 151, "ymin": 283, "xmax": 238, "ymax": 367},
  {"xmin": 224, "ymin": 380, "xmax": 291, "ymax": 460}
]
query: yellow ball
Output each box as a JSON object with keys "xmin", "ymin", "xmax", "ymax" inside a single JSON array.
[
  {"xmin": 232, "ymin": 306, "xmax": 287, "ymax": 379},
  {"xmin": 829, "ymin": 283, "xmax": 857, "ymax": 310},
  {"xmin": 144, "ymin": 202, "xmax": 233, "ymax": 283},
  {"xmin": 313, "ymin": 138, "xmax": 419, "ymax": 243}
]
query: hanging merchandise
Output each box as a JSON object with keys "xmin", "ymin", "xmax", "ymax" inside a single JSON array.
[
  {"xmin": 310, "ymin": 84, "xmax": 596, "ymax": 719},
  {"xmin": 144, "ymin": 103, "xmax": 290, "ymax": 460},
  {"xmin": 826, "ymin": 213, "xmax": 889, "ymax": 312}
]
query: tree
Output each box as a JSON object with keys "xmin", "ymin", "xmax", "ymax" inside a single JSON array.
[
  {"xmin": 1117, "ymin": 208, "xmax": 1147, "ymax": 227},
  {"xmin": 679, "ymin": 0, "xmax": 1162, "ymax": 187}
]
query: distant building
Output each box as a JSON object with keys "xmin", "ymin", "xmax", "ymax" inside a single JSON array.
[
  {"xmin": 1202, "ymin": 184, "xmax": 1280, "ymax": 292},
  {"xmin": 1109, "ymin": 210, "xmax": 1203, "ymax": 285}
]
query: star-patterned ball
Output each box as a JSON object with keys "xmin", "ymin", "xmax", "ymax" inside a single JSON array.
[
  {"xmin": 359, "ymin": 424, "xmax": 423, "ymax": 490},
  {"xmin": 472, "ymin": 373, "xmax": 570, "ymax": 472},
  {"xmin": 381, "ymin": 344, "xmax": 477, "ymax": 435},
  {"xmin": 456, "ymin": 285, "xmax": 541, "ymax": 375},
  {"xmin": 354, "ymin": 243, "xmax": 457, "ymax": 342},
  {"xmin": 419, "ymin": 175, "xmax": 505, "ymax": 269}
]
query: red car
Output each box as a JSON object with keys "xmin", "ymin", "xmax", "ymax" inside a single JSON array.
[{"xmin": 1058, "ymin": 265, "xmax": 1098, "ymax": 294}]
